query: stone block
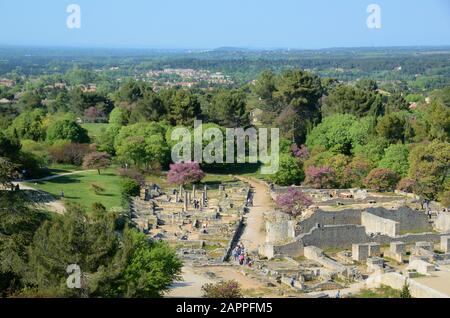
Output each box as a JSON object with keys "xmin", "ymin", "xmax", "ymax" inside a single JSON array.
[
  {"xmin": 408, "ymin": 260, "xmax": 435, "ymax": 275},
  {"xmin": 390, "ymin": 241, "xmax": 405, "ymax": 254},
  {"xmin": 368, "ymin": 242, "xmax": 381, "ymax": 257},
  {"xmin": 415, "ymin": 241, "xmax": 433, "ymax": 251},
  {"xmin": 352, "ymin": 243, "xmax": 369, "ymax": 261},
  {"xmin": 441, "ymin": 236, "xmax": 450, "ymax": 253}
]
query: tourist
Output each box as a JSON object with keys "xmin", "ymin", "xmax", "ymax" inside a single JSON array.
[
  {"xmin": 336, "ymin": 290, "xmax": 341, "ymax": 298},
  {"xmin": 60, "ymin": 190, "xmax": 64, "ymax": 198},
  {"xmin": 290, "ymin": 277, "xmax": 295, "ymax": 288},
  {"xmin": 239, "ymin": 253, "xmax": 245, "ymax": 265},
  {"xmin": 233, "ymin": 247, "xmax": 239, "ymax": 261}
]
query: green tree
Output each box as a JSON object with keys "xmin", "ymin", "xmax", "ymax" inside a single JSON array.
[
  {"xmin": 321, "ymin": 85, "xmax": 382, "ymax": 118},
  {"xmin": 209, "ymin": 90, "xmax": 248, "ymax": 127},
  {"xmin": 376, "ymin": 112, "xmax": 408, "ymax": 144},
  {"xmin": 270, "ymin": 154, "xmax": 304, "ymax": 186},
  {"xmin": 168, "ymin": 90, "xmax": 202, "ymax": 126},
  {"xmin": 408, "ymin": 140, "xmax": 450, "ymax": 200},
  {"xmin": 8, "ymin": 109, "xmax": 47, "ymax": 141},
  {"xmin": 114, "ymin": 122, "xmax": 170, "ymax": 169},
  {"xmin": 378, "ymin": 144, "xmax": 410, "ymax": 177},
  {"xmin": 253, "ymin": 70, "xmax": 276, "ymax": 103},
  {"xmin": 46, "ymin": 119, "xmax": 90, "ymax": 144},
  {"xmin": 306, "ymin": 114, "xmax": 358, "ymax": 155}
]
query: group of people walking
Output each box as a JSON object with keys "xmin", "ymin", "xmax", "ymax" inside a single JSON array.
[{"xmin": 232, "ymin": 242, "xmax": 253, "ymax": 267}]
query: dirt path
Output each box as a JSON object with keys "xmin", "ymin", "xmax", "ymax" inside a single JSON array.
[
  {"xmin": 23, "ymin": 170, "xmax": 95, "ymax": 183},
  {"xmin": 12, "ymin": 170, "xmax": 93, "ymax": 214},
  {"xmin": 236, "ymin": 176, "xmax": 274, "ymax": 254}
]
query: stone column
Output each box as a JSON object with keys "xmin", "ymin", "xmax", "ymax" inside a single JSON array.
[
  {"xmin": 204, "ymin": 185, "xmax": 208, "ymax": 200},
  {"xmin": 193, "ymin": 184, "xmax": 196, "ymax": 198},
  {"xmin": 184, "ymin": 191, "xmax": 188, "ymax": 211}
]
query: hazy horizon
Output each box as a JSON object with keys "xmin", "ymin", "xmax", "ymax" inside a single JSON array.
[{"xmin": 0, "ymin": 0, "xmax": 449, "ymax": 49}]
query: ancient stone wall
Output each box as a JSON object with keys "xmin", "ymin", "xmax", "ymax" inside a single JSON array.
[
  {"xmin": 298, "ymin": 224, "xmax": 369, "ymax": 249},
  {"xmin": 361, "ymin": 212, "xmax": 399, "ymax": 237},
  {"xmin": 365, "ymin": 206, "xmax": 431, "ymax": 233},
  {"xmin": 296, "ymin": 209, "xmax": 361, "ymax": 235}
]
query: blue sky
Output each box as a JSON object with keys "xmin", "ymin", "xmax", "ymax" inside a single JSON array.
[{"xmin": 0, "ymin": 0, "xmax": 449, "ymax": 49}]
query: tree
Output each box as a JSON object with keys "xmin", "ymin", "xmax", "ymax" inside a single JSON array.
[
  {"xmin": 49, "ymin": 141, "xmax": 90, "ymax": 165},
  {"xmin": 46, "ymin": 119, "xmax": 90, "ymax": 144},
  {"xmin": 408, "ymin": 140, "xmax": 450, "ymax": 200},
  {"xmin": 306, "ymin": 114, "xmax": 358, "ymax": 155},
  {"xmin": 114, "ymin": 122, "xmax": 170, "ymax": 169},
  {"xmin": 0, "ymin": 132, "xmax": 21, "ymax": 160},
  {"xmin": 167, "ymin": 162, "xmax": 205, "ymax": 186},
  {"xmin": 202, "ymin": 280, "xmax": 243, "ymax": 298},
  {"xmin": 274, "ymin": 69, "xmax": 322, "ymax": 118},
  {"xmin": 304, "ymin": 166, "xmax": 336, "ymax": 189},
  {"xmin": 396, "ymin": 178, "xmax": 416, "ymax": 193},
  {"xmin": 8, "ymin": 109, "xmax": 46, "ymax": 141},
  {"xmin": 386, "ymin": 93, "xmax": 409, "ymax": 113},
  {"xmin": 364, "ymin": 168, "xmax": 400, "ymax": 192},
  {"xmin": 353, "ymin": 137, "xmax": 389, "ymax": 165},
  {"xmin": 275, "ymin": 187, "xmax": 313, "ymax": 217},
  {"xmin": 270, "ymin": 154, "xmax": 304, "ymax": 186},
  {"xmin": 168, "ymin": 90, "xmax": 201, "ymax": 126},
  {"xmin": 82, "ymin": 152, "xmax": 111, "ymax": 174},
  {"xmin": 321, "ymin": 85, "xmax": 382, "ymax": 118},
  {"xmin": 129, "ymin": 91, "xmax": 166, "ymax": 123},
  {"xmin": 323, "ymin": 154, "xmax": 351, "ymax": 188},
  {"xmin": 378, "ymin": 144, "xmax": 410, "ymax": 177},
  {"xmin": 423, "ymin": 101, "xmax": 450, "ymax": 142},
  {"xmin": 400, "ymin": 281, "xmax": 412, "ymax": 298},
  {"xmin": 376, "ymin": 113, "xmax": 407, "ymax": 144},
  {"xmin": 343, "ymin": 156, "xmax": 373, "ymax": 188},
  {"xmin": 209, "ymin": 90, "xmax": 248, "ymax": 127},
  {"xmin": 0, "ymin": 157, "xmax": 19, "ymax": 189},
  {"xmin": 355, "ymin": 78, "xmax": 378, "ymax": 92},
  {"xmin": 253, "ymin": 70, "xmax": 276, "ymax": 104}
]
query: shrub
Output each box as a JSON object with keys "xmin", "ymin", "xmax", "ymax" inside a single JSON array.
[
  {"xmin": 396, "ymin": 178, "xmax": 416, "ymax": 193},
  {"xmin": 364, "ymin": 168, "xmax": 400, "ymax": 192},
  {"xmin": 49, "ymin": 141, "xmax": 91, "ymax": 165},
  {"xmin": 304, "ymin": 166, "xmax": 335, "ymax": 189},
  {"xmin": 275, "ymin": 187, "xmax": 313, "ymax": 217},
  {"xmin": 117, "ymin": 167, "xmax": 145, "ymax": 185},
  {"xmin": 120, "ymin": 178, "xmax": 140, "ymax": 197},
  {"xmin": 202, "ymin": 280, "xmax": 243, "ymax": 298}
]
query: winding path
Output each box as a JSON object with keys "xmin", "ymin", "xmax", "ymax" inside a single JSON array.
[{"xmin": 13, "ymin": 170, "xmax": 95, "ymax": 214}]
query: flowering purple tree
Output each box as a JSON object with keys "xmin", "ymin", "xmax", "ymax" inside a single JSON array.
[
  {"xmin": 167, "ymin": 162, "xmax": 205, "ymax": 186},
  {"xmin": 275, "ymin": 187, "xmax": 313, "ymax": 217},
  {"xmin": 291, "ymin": 144, "xmax": 310, "ymax": 160},
  {"xmin": 304, "ymin": 166, "xmax": 336, "ymax": 189}
]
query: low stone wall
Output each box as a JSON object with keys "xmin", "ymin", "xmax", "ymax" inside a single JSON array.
[
  {"xmin": 361, "ymin": 212, "xmax": 399, "ymax": 237},
  {"xmin": 366, "ymin": 272, "xmax": 449, "ymax": 298},
  {"xmin": 303, "ymin": 246, "xmax": 346, "ymax": 273}
]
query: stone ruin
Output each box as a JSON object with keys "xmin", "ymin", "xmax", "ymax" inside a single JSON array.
[{"xmin": 130, "ymin": 180, "xmax": 251, "ymax": 264}]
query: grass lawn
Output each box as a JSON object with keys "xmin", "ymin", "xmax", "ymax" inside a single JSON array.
[
  {"xmin": 81, "ymin": 123, "xmax": 110, "ymax": 139},
  {"xmin": 352, "ymin": 285, "xmax": 400, "ymax": 298},
  {"xmin": 25, "ymin": 168, "xmax": 123, "ymax": 211}
]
